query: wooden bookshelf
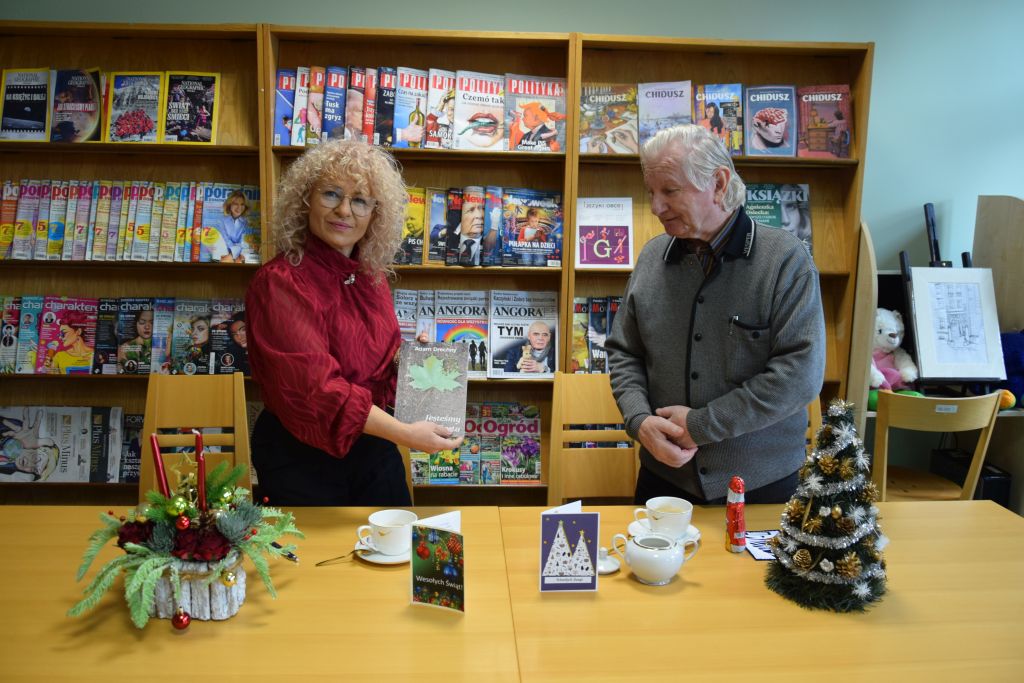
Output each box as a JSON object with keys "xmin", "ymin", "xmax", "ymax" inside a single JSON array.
[{"xmin": 0, "ymin": 22, "xmax": 874, "ymax": 505}]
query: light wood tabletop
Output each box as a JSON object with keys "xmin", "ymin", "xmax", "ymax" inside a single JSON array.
[
  {"xmin": 1, "ymin": 505, "xmax": 519, "ymax": 682},
  {"xmin": 499, "ymin": 501, "xmax": 1024, "ymax": 682}
]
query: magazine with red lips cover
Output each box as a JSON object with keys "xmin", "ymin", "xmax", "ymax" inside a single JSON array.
[{"xmin": 453, "ymin": 70, "xmax": 505, "ymax": 151}]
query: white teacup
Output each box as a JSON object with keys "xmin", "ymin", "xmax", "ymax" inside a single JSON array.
[
  {"xmin": 356, "ymin": 509, "xmax": 417, "ymax": 556},
  {"xmin": 634, "ymin": 496, "xmax": 693, "ymax": 539}
]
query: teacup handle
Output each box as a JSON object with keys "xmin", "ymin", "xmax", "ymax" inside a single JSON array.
[
  {"xmin": 633, "ymin": 508, "xmax": 649, "ymax": 523},
  {"xmin": 680, "ymin": 538, "xmax": 699, "ymax": 563},
  {"xmin": 356, "ymin": 525, "xmax": 374, "ymax": 548},
  {"xmin": 610, "ymin": 533, "xmax": 629, "ymax": 563}
]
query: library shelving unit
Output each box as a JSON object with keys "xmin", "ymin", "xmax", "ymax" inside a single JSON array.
[
  {"xmin": 262, "ymin": 25, "xmax": 577, "ymax": 505},
  {"xmin": 0, "ymin": 21, "xmax": 265, "ymax": 504},
  {"xmin": 568, "ymin": 35, "xmax": 874, "ymax": 405},
  {"xmin": 2, "ymin": 22, "xmax": 874, "ymax": 506}
]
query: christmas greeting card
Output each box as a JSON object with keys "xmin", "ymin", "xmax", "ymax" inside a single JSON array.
[
  {"xmin": 411, "ymin": 511, "xmax": 465, "ymax": 613},
  {"xmin": 540, "ymin": 501, "xmax": 599, "ymax": 592}
]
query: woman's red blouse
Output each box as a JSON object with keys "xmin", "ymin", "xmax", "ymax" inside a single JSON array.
[{"xmin": 246, "ymin": 234, "xmax": 400, "ymax": 458}]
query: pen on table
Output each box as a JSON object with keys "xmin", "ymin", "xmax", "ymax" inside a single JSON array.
[{"xmin": 271, "ymin": 541, "xmax": 299, "ymax": 563}]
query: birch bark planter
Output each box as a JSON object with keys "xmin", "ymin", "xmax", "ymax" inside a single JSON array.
[{"xmin": 151, "ymin": 552, "xmax": 247, "ymax": 621}]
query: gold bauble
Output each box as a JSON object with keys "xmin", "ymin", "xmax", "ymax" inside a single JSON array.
[
  {"xmin": 839, "ymin": 458, "xmax": 856, "ymax": 480},
  {"xmin": 836, "ymin": 551, "xmax": 862, "ymax": 579},
  {"xmin": 793, "ymin": 549, "xmax": 813, "ymax": 569},
  {"xmin": 170, "ymin": 496, "xmax": 188, "ymax": 515},
  {"xmin": 219, "ymin": 489, "xmax": 234, "ymax": 504},
  {"xmin": 817, "ymin": 454, "xmax": 839, "ymax": 475},
  {"xmin": 220, "ymin": 570, "xmax": 237, "ymax": 587},
  {"xmin": 831, "ymin": 505, "xmax": 842, "ymax": 519}
]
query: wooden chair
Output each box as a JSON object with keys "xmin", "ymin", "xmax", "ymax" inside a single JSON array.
[
  {"xmin": 140, "ymin": 373, "xmax": 252, "ymax": 502},
  {"xmin": 547, "ymin": 372, "xmax": 637, "ymax": 506},
  {"xmin": 872, "ymin": 391, "xmax": 1001, "ymax": 502}
]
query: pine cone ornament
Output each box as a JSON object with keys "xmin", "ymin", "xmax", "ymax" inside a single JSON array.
[
  {"xmin": 860, "ymin": 482, "xmax": 880, "ymax": 503},
  {"xmin": 803, "ymin": 516, "xmax": 823, "ymax": 534},
  {"xmin": 784, "ymin": 499, "xmax": 806, "ymax": 524},
  {"xmin": 836, "ymin": 516, "xmax": 856, "ymax": 534},
  {"xmin": 839, "ymin": 458, "xmax": 856, "ymax": 480},
  {"xmin": 817, "ymin": 454, "xmax": 839, "ymax": 475},
  {"xmin": 793, "ymin": 549, "xmax": 813, "ymax": 570},
  {"xmin": 836, "ymin": 552, "xmax": 862, "ymax": 579}
]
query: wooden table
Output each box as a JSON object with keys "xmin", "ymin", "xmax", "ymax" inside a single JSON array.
[
  {"xmin": 0, "ymin": 505, "xmax": 519, "ymax": 682},
  {"xmin": 500, "ymin": 501, "xmax": 1024, "ymax": 682}
]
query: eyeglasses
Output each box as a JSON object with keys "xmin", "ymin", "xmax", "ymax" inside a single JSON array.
[{"xmin": 315, "ymin": 189, "xmax": 377, "ymax": 217}]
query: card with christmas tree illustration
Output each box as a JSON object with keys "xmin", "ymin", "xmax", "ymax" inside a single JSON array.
[
  {"xmin": 412, "ymin": 511, "xmax": 464, "ymax": 612},
  {"xmin": 540, "ymin": 501, "xmax": 599, "ymax": 592},
  {"xmin": 394, "ymin": 341, "xmax": 469, "ymax": 438}
]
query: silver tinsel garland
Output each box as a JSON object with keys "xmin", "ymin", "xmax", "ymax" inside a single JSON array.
[
  {"xmin": 778, "ymin": 517, "xmax": 878, "ymax": 549},
  {"xmin": 772, "ymin": 546, "xmax": 887, "ymax": 585},
  {"xmin": 796, "ymin": 473, "xmax": 868, "ymax": 497}
]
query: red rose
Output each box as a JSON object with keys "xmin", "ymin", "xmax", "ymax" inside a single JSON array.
[
  {"xmin": 172, "ymin": 527, "xmax": 232, "ymax": 562},
  {"xmin": 117, "ymin": 520, "xmax": 154, "ymax": 548}
]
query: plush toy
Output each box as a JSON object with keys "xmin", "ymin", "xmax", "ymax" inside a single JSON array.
[{"xmin": 870, "ymin": 308, "xmax": 918, "ymax": 391}]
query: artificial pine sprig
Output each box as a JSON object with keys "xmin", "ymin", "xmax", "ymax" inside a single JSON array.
[{"xmin": 74, "ymin": 513, "xmax": 121, "ymax": 581}]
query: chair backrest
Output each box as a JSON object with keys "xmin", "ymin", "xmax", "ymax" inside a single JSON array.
[
  {"xmin": 140, "ymin": 373, "xmax": 251, "ymax": 502},
  {"xmin": 806, "ymin": 398, "xmax": 823, "ymax": 454},
  {"xmin": 872, "ymin": 391, "xmax": 1001, "ymax": 502},
  {"xmin": 547, "ymin": 372, "xmax": 636, "ymax": 506}
]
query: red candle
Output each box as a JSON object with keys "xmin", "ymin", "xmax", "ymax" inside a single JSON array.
[
  {"xmin": 149, "ymin": 433, "xmax": 170, "ymax": 497},
  {"xmin": 193, "ymin": 429, "xmax": 206, "ymax": 512}
]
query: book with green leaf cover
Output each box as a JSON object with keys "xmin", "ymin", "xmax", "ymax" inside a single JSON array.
[{"xmin": 393, "ymin": 340, "xmax": 470, "ymax": 439}]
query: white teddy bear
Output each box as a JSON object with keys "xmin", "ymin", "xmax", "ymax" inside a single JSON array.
[{"xmin": 870, "ymin": 308, "xmax": 918, "ymax": 390}]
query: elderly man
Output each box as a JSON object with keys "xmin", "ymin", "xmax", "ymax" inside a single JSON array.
[{"xmin": 607, "ymin": 124, "xmax": 825, "ymax": 505}]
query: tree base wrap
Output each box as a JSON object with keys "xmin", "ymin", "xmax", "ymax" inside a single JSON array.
[{"xmin": 151, "ymin": 553, "xmax": 247, "ymax": 621}]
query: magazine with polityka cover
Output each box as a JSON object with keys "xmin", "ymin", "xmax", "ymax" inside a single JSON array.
[
  {"xmin": 745, "ymin": 183, "xmax": 813, "ymax": 255},
  {"xmin": 273, "ymin": 68, "xmax": 296, "ymax": 146},
  {"xmin": 48, "ymin": 67, "xmax": 102, "ymax": 142},
  {"xmin": 504, "ymin": 73, "xmax": 566, "ymax": 153},
  {"xmin": 104, "ymin": 72, "xmax": 164, "ymax": 143},
  {"xmin": 487, "ymin": 289, "xmax": 558, "ymax": 380},
  {"xmin": 579, "ymin": 82, "xmax": 639, "ymax": 155},
  {"xmin": 797, "ymin": 84, "xmax": 852, "ymax": 159},
  {"xmin": 36, "ymin": 296, "xmax": 97, "ymax": 375},
  {"xmin": 322, "ymin": 66, "xmax": 347, "ymax": 141},
  {"xmin": 453, "ymin": 70, "xmax": 504, "ymax": 151},
  {"xmin": 744, "ymin": 85, "xmax": 797, "ymax": 157},
  {"xmin": 162, "ymin": 71, "xmax": 219, "ymax": 144},
  {"xmin": 637, "ymin": 80, "xmax": 691, "ymax": 146},
  {"xmin": 424, "ymin": 68, "xmax": 455, "ymax": 149},
  {"xmin": 694, "ymin": 83, "xmax": 743, "ymax": 156},
  {"xmin": 393, "ymin": 340, "xmax": 470, "ymax": 440},
  {"xmin": 392, "ymin": 66, "xmax": 427, "ymax": 148},
  {"xmin": 374, "ymin": 66, "xmax": 396, "ymax": 147},
  {"xmin": 0, "ymin": 406, "xmax": 91, "ymax": 482},
  {"xmin": 501, "ymin": 188, "xmax": 563, "ymax": 267},
  {"xmin": 0, "ymin": 68, "xmax": 49, "ymax": 141},
  {"xmin": 434, "ymin": 289, "xmax": 489, "ymax": 379}
]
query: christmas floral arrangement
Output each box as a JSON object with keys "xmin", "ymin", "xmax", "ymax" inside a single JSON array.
[
  {"xmin": 68, "ymin": 439, "xmax": 302, "ymax": 630},
  {"xmin": 765, "ymin": 399, "xmax": 888, "ymax": 612}
]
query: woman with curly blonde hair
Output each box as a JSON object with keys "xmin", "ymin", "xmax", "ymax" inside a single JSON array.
[{"xmin": 246, "ymin": 139, "xmax": 461, "ymax": 506}]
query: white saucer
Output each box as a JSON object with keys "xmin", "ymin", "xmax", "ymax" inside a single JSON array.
[
  {"xmin": 627, "ymin": 519, "xmax": 701, "ymax": 543},
  {"xmin": 354, "ymin": 541, "xmax": 410, "ymax": 565}
]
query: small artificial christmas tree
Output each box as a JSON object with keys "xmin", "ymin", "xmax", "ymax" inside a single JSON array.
[{"xmin": 765, "ymin": 399, "xmax": 888, "ymax": 612}]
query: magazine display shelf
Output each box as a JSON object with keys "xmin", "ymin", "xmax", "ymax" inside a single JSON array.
[
  {"xmin": 1, "ymin": 22, "xmax": 874, "ymax": 506},
  {"xmin": 0, "ymin": 22, "xmax": 264, "ymax": 504}
]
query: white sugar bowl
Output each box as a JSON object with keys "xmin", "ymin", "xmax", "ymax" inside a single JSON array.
[{"xmin": 610, "ymin": 532, "xmax": 699, "ymax": 586}]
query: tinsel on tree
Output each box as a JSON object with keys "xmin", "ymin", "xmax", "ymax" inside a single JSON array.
[{"xmin": 765, "ymin": 399, "xmax": 888, "ymax": 612}]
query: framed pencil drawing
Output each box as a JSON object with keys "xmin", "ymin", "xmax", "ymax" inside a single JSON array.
[{"xmin": 907, "ymin": 266, "xmax": 1006, "ymax": 382}]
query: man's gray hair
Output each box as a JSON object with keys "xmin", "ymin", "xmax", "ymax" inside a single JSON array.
[{"xmin": 640, "ymin": 124, "xmax": 746, "ymax": 213}]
